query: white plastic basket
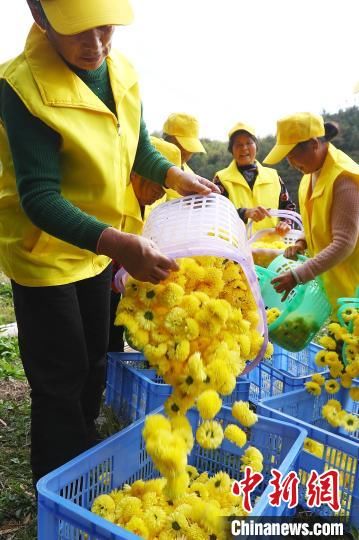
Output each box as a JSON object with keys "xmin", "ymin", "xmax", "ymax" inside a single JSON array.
[
  {"xmin": 248, "ymin": 209, "xmax": 303, "ymax": 267},
  {"xmin": 116, "ymin": 194, "xmax": 268, "ymax": 373}
]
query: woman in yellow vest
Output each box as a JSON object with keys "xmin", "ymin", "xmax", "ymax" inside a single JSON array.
[
  {"xmin": 0, "ymin": 0, "xmax": 218, "ymax": 486},
  {"xmin": 214, "ymin": 122, "xmax": 295, "ymax": 233},
  {"xmin": 162, "ymin": 112, "xmax": 206, "ymax": 174},
  {"xmin": 264, "ymin": 112, "xmax": 359, "ymax": 311}
]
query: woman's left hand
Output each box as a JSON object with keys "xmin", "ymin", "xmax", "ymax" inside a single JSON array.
[
  {"xmin": 275, "ymin": 221, "xmax": 291, "ymax": 236},
  {"xmin": 271, "ymin": 271, "xmax": 297, "ymax": 301},
  {"xmin": 165, "ymin": 166, "xmax": 220, "ymax": 196}
]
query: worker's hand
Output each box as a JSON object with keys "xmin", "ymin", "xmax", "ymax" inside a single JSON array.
[
  {"xmin": 97, "ymin": 227, "xmax": 178, "ymax": 284},
  {"xmin": 284, "ymin": 240, "xmax": 306, "ymax": 260},
  {"xmin": 275, "ymin": 221, "xmax": 291, "ymax": 236},
  {"xmin": 164, "ymin": 166, "xmax": 220, "ymax": 196},
  {"xmin": 271, "ymin": 271, "xmax": 297, "ymax": 301},
  {"xmin": 244, "ymin": 206, "xmax": 271, "ymax": 222}
]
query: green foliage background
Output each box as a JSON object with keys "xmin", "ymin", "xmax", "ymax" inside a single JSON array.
[{"xmin": 184, "ymin": 106, "xmax": 359, "ymax": 208}]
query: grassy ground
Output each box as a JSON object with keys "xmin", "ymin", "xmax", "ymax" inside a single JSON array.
[{"xmin": 0, "ymin": 275, "xmax": 15, "ymax": 327}]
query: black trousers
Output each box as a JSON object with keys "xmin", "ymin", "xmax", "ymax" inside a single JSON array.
[{"xmin": 11, "ymin": 264, "xmax": 112, "ymax": 485}]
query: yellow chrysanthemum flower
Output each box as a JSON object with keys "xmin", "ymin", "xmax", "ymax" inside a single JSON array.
[
  {"xmin": 157, "ymin": 282, "xmax": 185, "ymax": 308},
  {"xmin": 143, "ymin": 506, "xmax": 167, "ymax": 535},
  {"xmin": 303, "ymin": 437, "xmax": 324, "ymax": 458},
  {"xmin": 164, "ymin": 472, "xmax": 190, "ymax": 500},
  {"xmin": 315, "ymin": 350, "xmax": 327, "ymax": 368},
  {"xmin": 186, "ymin": 465, "xmax": 199, "ymax": 482},
  {"xmin": 117, "ymin": 495, "xmax": 142, "ymax": 523},
  {"xmin": 319, "ymin": 335, "xmax": 337, "ymax": 350},
  {"xmin": 341, "ymin": 413, "xmax": 359, "ymax": 433},
  {"xmin": 329, "ymin": 361, "xmax": 344, "ymax": 378},
  {"xmin": 142, "ymin": 414, "xmax": 171, "ymax": 441},
  {"xmin": 311, "ymin": 373, "xmax": 325, "ymax": 386},
  {"xmin": 346, "ymin": 360, "xmax": 359, "ymax": 378},
  {"xmin": 340, "ymin": 373, "xmax": 353, "ymax": 388},
  {"xmin": 232, "ymin": 401, "xmax": 258, "ymax": 427},
  {"xmin": 349, "ymin": 387, "xmax": 359, "ymax": 401},
  {"xmin": 304, "ymin": 381, "xmax": 321, "ymax": 396},
  {"xmin": 224, "ymin": 424, "xmax": 247, "ymax": 447},
  {"xmin": 196, "ymin": 390, "xmax": 222, "ymax": 420},
  {"xmin": 324, "ymin": 351, "xmax": 340, "ymax": 365},
  {"xmin": 324, "ymin": 379, "xmax": 341, "ymax": 394},
  {"xmin": 91, "ymin": 494, "xmax": 116, "ymax": 520},
  {"xmin": 125, "ymin": 516, "xmax": 149, "ymax": 538},
  {"xmin": 264, "ymin": 341, "xmax": 274, "ymax": 359},
  {"xmin": 196, "ymin": 420, "xmax": 224, "ymax": 449}
]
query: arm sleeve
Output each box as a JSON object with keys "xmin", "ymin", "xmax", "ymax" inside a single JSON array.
[
  {"xmin": 132, "ymin": 109, "xmax": 174, "ymax": 184},
  {"xmin": 213, "ymin": 174, "xmax": 247, "ymax": 222},
  {"xmin": 295, "ymin": 177, "xmax": 359, "ymax": 283},
  {"xmin": 0, "ymin": 81, "xmax": 109, "ymax": 253}
]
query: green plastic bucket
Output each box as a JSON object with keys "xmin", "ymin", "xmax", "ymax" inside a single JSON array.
[{"xmin": 258, "ymin": 255, "xmax": 331, "ymax": 352}]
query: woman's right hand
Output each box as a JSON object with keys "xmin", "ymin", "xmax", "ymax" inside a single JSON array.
[
  {"xmin": 284, "ymin": 243, "xmax": 304, "ymax": 260},
  {"xmin": 244, "ymin": 206, "xmax": 271, "ymax": 222},
  {"xmin": 97, "ymin": 227, "xmax": 178, "ymax": 283}
]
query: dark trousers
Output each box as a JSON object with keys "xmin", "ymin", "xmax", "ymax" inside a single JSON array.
[
  {"xmin": 11, "ymin": 264, "xmax": 112, "ymax": 485},
  {"xmin": 108, "ymin": 289, "xmax": 124, "ymax": 352}
]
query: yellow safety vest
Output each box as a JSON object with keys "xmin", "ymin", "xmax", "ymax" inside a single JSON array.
[
  {"xmin": 215, "ymin": 160, "xmax": 281, "ymax": 231},
  {"xmin": 298, "ymin": 144, "xmax": 359, "ymax": 311},
  {"xmin": 0, "ymin": 25, "xmax": 141, "ymax": 286}
]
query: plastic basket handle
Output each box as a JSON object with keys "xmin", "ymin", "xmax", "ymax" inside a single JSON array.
[
  {"xmin": 268, "ymin": 209, "xmax": 303, "ymax": 230},
  {"xmin": 247, "ymin": 209, "xmax": 303, "ymax": 239}
]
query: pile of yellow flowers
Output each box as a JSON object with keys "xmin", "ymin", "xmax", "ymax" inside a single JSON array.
[
  {"xmin": 91, "ymin": 466, "xmax": 248, "ymax": 539},
  {"xmin": 304, "ymin": 316, "xmax": 359, "ymax": 433},
  {"xmin": 90, "ymin": 256, "xmax": 271, "ymax": 536},
  {"xmin": 116, "ymin": 256, "xmax": 271, "ymax": 418},
  {"xmin": 251, "ymin": 233, "xmax": 289, "ymax": 267}
]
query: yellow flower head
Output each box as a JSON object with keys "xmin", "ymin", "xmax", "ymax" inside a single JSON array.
[
  {"xmin": 303, "ymin": 437, "xmax": 324, "ymax": 458},
  {"xmin": 341, "ymin": 307, "xmax": 358, "ymax": 322},
  {"xmin": 164, "ymin": 473, "xmax": 190, "ymax": 501},
  {"xmin": 349, "ymin": 387, "xmax": 359, "ymax": 401},
  {"xmin": 341, "ymin": 413, "xmax": 359, "ymax": 433},
  {"xmin": 311, "ymin": 373, "xmax": 325, "ymax": 386},
  {"xmin": 207, "ymin": 471, "xmax": 231, "ymax": 493},
  {"xmin": 222, "ymin": 261, "xmax": 240, "ymax": 282},
  {"xmin": 164, "ymin": 393, "xmax": 195, "ymax": 418},
  {"xmin": 125, "ymin": 328, "xmax": 149, "ymax": 351},
  {"xmin": 117, "ymin": 495, "xmax": 142, "ymax": 523},
  {"xmin": 242, "ymin": 446, "xmax": 263, "ymax": 463},
  {"xmin": 143, "ymin": 506, "xmax": 167, "ymax": 535},
  {"xmin": 144, "ymin": 343, "xmax": 168, "ymax": 363},
  {"xmin": 324, "ymin": 351, "xmax": 340, "ymax": 365},
  {"xmin": 180, "ymin": 294, "xmax": 201, "ymax": 317},
  {"xmin": 238, "ymin": 334, "xmax": 251, "ymax": 359},
  {"xmin": 315, "ymin": 350, "xmax": 327, "ymax": 368},
  {"xmin": 232, "ymin": 401, "xmax": 258, "ymax": 427},
  {"xmin": 346, "ymin": 360, "xmax": 359, "ymax": 378},
  {"xmin": 326, "ymin": 399, "xmax": 342, "ymax": 411},
  {"xmin": 196, "ymin": 267, "xmax": 225, "ymax": 297},
  {"xmin": 91, "ymin": 494, "xmax": 116, "ymax": 519},
  {"xmin": 266, "ymin": 307, "xmax": 281, "ymax": 325},
  {"xmin": 206, "ymin": 360, "xmax": 236, "ymax": 395},
  {"xmin": 264, "ymin": 341, "xmax": 274, "ymax": 359},
  {"xmin": 324, "ymin": 379, "xmax": 341, "ymax": 394},
  {"xmin": 319, "ymin": 335, "xmax": 337, "ymax": 350},
  {"xmin": 196, "ymin": 390, "xmax": 222, "ymax": 420},
  {"xmin": 224, "ymin": 424, "xmax": 247, "ymax": 447},
  {"xmin": 143, "ymin": 414, "xmax": 171, "ymax": 442},
  {"xmin": 171, "ymin": 416, "xmax": 194, "ymax": 454},
  {"xmin": 327, "ymin": 322, "xmax": 346, "ymax": 341},
  {"xmin": 126, "ymin": 516, "xmax": 149, "ymax": 538},
  {"xmin": 157, "ymin": 282, "xmax": 185, "ymax": 308},
  {"xmin": 196, "ymin": 420, "xmax": 224, "ymax": 449},
  {"xmin": 304, "ymin": 381, "xmax": 321, "ymax": 396},
  {"xmin": 329, "ymin": 361, "xmax": 344, "ymax": 379},
  {"xmin": 340, "ymin": 373, "xmax": 353, "ymax": 389},
  {"xmin": 165, "ymin": 307, "xmax": 188, "ymax": 335}
]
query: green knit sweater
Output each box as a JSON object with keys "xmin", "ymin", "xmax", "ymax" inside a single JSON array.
[{"xmin": 0, "ymin": 60, "xmax": 173, "ymax": 253}]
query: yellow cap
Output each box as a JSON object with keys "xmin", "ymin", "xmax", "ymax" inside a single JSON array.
[
  {"xmin": 150, "ymin": 136, "xmax": 182, "ymax": 167},
  {"xmin": 228, "ymin": 122, "xmax": 256, "ymax": 139},
  {"xmin": 263, "ymin": 112, "xmax": 325, "ymax": 165},
  {"xmin": 39, "ymin": 0, "xmax": 133, "ymax": 35},
  {"xmin": 163, "ymin": 113, "xmax": 206, "ymax": 154}
]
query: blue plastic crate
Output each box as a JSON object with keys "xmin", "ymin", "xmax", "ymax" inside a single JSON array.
[
  {"xmin": 245, "ymin": 342, "xmax": 326, "ymax": 403},
  {"xmin": 105, "ymin": 352, "xmax": 250, "ymax": 422},
  {"xmin": 37, "ymin": 406, "xmax": 307, "ymax": 539},
  {"xmin": 258, "ymin": 387, "xmax": 359, "ymax": 525}
]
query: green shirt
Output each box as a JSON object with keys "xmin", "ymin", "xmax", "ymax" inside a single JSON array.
[{"xmin": 0, "ymin": 60, "xmax": 173, "ymax": 252}]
